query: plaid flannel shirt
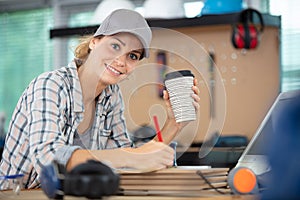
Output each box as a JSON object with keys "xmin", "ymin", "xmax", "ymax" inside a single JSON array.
[{"xmin": 0, "ymin": 61, "xmax": 131, "ymax": 189}]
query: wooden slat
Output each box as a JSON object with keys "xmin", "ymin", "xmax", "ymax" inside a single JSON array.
[
  {"xmin": 120, "ymin": 182, "xmax": 228, "ymax": 191},
  {"xmin": 120, "ymin": 176, "xmax": 227, "ymax": 185}
]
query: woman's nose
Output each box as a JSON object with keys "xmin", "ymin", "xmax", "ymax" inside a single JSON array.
[{"xmin": 115, "ymin": 55, "xmax": 126, "ymax": 67}]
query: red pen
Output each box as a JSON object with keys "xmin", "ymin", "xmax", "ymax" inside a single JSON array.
[{"xmin": 153, "ymin": 115, "xmax": 163, "ymax": 142}]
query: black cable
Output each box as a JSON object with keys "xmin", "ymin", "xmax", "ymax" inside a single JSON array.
[{"xmin": 196, "ymin": 170, "xmax": 227, "ymax": 195}]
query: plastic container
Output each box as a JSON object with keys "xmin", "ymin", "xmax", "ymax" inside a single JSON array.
[{"xmin": 201, "ymin": 0, "xmax": 243, "ymax": 15}]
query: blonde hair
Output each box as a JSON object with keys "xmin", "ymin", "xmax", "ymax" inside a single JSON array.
[{"xmin": 74, "ymin": 35, "xmax": 103, "ymax": 67}]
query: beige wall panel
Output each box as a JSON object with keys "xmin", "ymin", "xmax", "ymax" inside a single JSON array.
[{"xmin": 119, "ymin": 25, "xmax": 280, "ymax": 146}]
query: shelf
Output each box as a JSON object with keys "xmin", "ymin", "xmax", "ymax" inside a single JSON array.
[{"xmin": 50, "ymin": 12, "xmax": 280, "ymax": 39}]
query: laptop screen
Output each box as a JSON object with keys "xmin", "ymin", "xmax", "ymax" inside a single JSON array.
[
  {"xmin": 236, "ymin": 90, "xmax": 300, "ymax": 174},
  {"xmin": 246, "ymin": 114, "xmax": 273, "ymax": 156}
]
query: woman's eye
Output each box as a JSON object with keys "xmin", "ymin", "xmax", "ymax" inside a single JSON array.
[
  {"xmin": 129, "ymin": 53, "xmax": 139, "ymax": 60},
  {"xmin": 111, "ymin": 43, "xmax": 120, "ymax": 50}
]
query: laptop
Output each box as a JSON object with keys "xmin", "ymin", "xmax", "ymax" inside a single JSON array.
[{"xmin": 235, "ymin": 89, "xmax": 300, "ymax": 175}]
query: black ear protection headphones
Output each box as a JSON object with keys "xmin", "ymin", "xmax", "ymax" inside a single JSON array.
[
  {"xmin": 40, "ymin": 160, "xmax": 120, "ymax": 199},
  {"xmin": 231, "ymin": 8, "xmax": 264, "ymax": 49}
]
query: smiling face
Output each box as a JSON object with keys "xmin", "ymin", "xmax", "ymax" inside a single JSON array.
[{"xmin": 85, "ymin": 32, "xmax": 144, "ymax": 88}]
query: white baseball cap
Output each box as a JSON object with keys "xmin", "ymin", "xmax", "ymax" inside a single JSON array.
[{"xmin": 94, "ymin": 9, "xmax": 152, "ymax": 59}]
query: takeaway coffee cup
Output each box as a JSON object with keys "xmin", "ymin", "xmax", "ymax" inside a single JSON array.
[{"xmin": 164, "ymin": 70, "xmax": 196, "ymax": 123}]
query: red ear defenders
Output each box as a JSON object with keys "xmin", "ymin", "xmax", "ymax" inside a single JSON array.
[
  {"xmin": 40, "ymin": 160, "xmax": 120, "ymax": 199},
  {"xmin": 232, "ymin": 8, "xmax": 264, "ymax": 49}
]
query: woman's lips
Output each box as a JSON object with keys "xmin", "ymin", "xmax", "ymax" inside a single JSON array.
[{"xmin": 105, "ymin": 64, "xmax": 123, "ymax": 76}]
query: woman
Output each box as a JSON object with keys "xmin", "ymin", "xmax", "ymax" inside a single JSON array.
[{"xmin": 0, "ymin": 9, "xmax": 200, "ymax": 189}]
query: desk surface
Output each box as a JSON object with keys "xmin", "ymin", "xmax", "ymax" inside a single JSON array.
[{"xmin": 1, "ymin": 189, "xmax": 256, "ymax": 200}]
